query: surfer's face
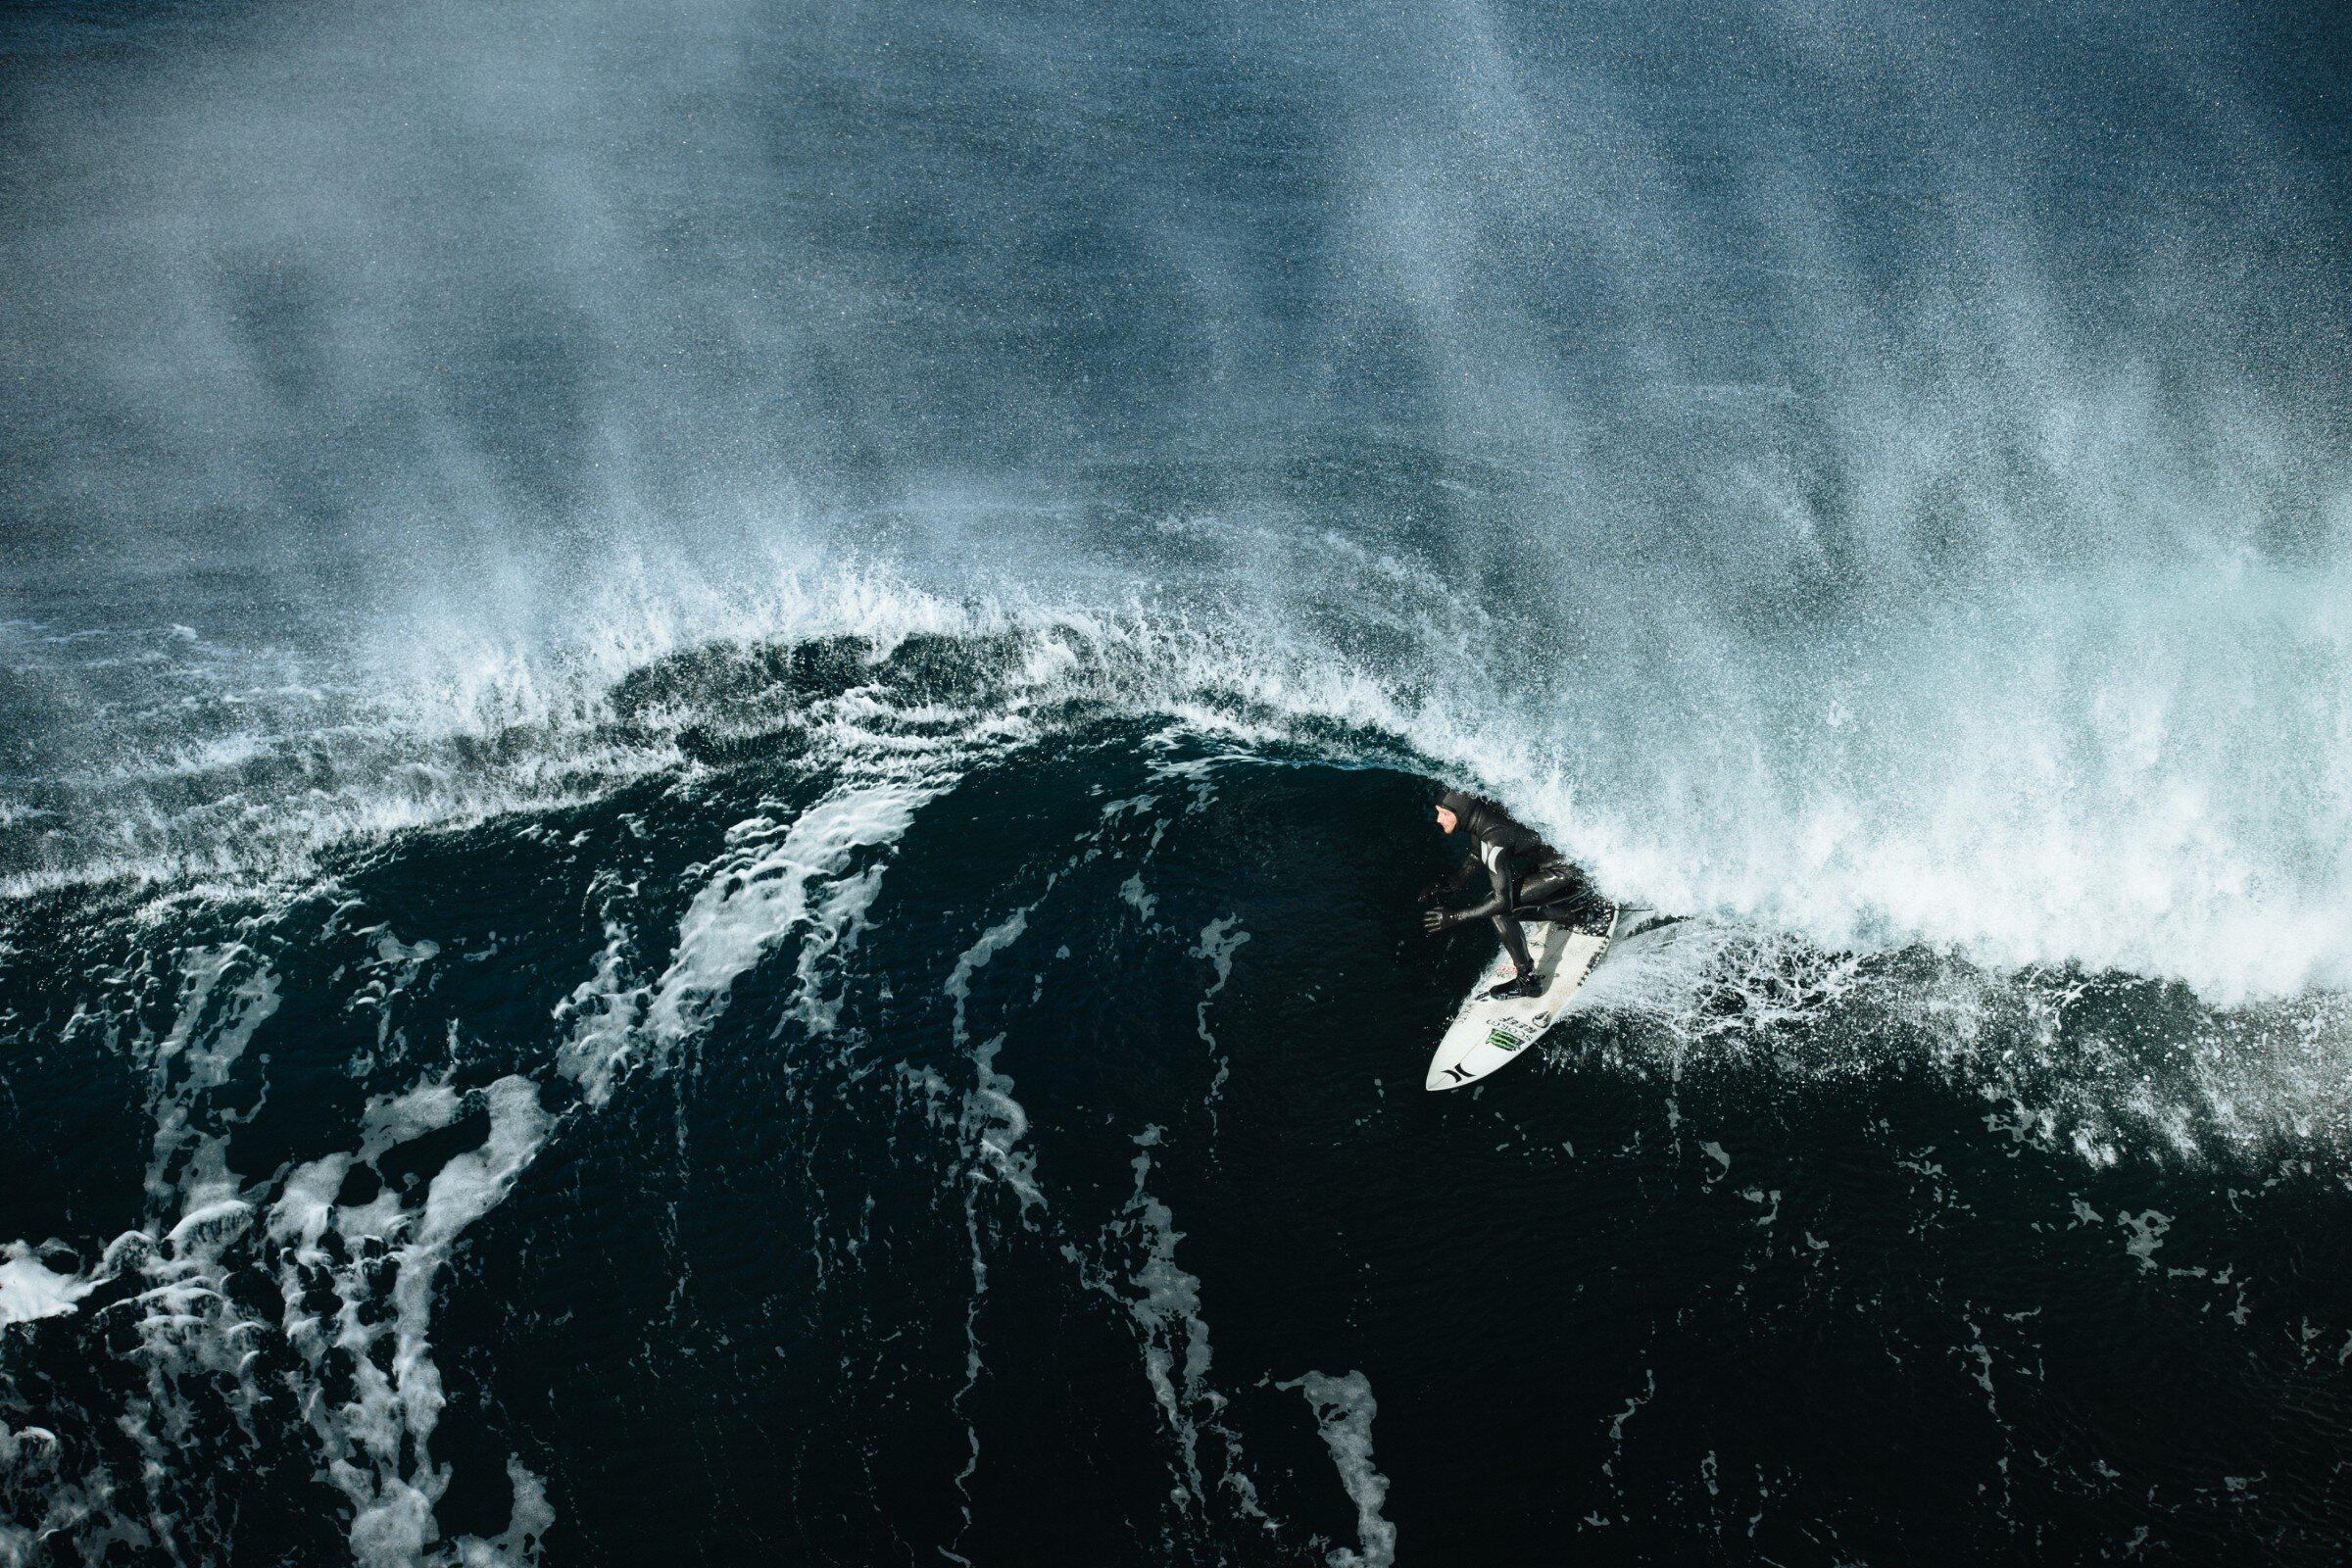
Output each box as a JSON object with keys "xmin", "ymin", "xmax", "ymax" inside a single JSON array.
[{"xmin": 1434, "ymin": 806, "xmax": 1457, "ymax": 834}]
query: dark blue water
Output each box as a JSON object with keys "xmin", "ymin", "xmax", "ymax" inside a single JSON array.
[{"xmin": 5, "ymin": 2, "xmax": 2352, "ymax": 1563}]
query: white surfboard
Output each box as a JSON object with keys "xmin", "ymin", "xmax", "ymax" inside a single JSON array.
[{"xmin": 1425, "ymin": 905, "xmax": 1620, "ymax": 1092}]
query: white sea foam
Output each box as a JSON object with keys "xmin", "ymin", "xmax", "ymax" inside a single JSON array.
[
  {"xmin": 1278, "ymin": 1370, "xmax": 1396, "ymax": 1568},
  {"xmin": 945, "ymin": 907, "xmax": 1045, "ymax": 1213},
  {"xmin": 1190, "ymin": 918, "xmax": 1252, "ymax": 1124},
  {"xmin": 268, "ymin": 1075, "xmax": 554, "ymax": 1568},
  {"xmin": 1114, "ymin": 1132, "xmax": 1218, "ymax": 1509},
  {"xmin": 142, "ymin": 944, "xmax": 282, "ymax": 1207},
  {"xmin": 935, "ymin": 901, "xmax": 1047, "ymax": 1559},
  {"xmin": 550, "ymin": 673, "xmax": 986, "ymax": 1104},
  {"xmin": 1049, "ymin": 1125, "xmax": 1275, "ymax": 1544},
  {"xmin": 1560, "ymin": 914, "xmax": 2352, "ymax": 1167},
  {"xmin": 642, "ymin": 784, "xmax": 929, "ymax": 1054},
  {"xmin": 0, "ymin": 1245, "xmax": 96, "ymax": 1326},
  {"xmin": 78, "ymin": 939, "xmax": 564, "ymax": 1567}
]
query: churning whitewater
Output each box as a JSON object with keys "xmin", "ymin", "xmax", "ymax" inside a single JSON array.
[{"xmin": 4, "ymin": 0, "xmax": 2351, "ymax": 1562}]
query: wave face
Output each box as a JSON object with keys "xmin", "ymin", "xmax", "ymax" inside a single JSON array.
[
  {"xmin": 4, "ymin": 0, "xmax": 2351, "ymax": 1562},
  {"xmin": 4, "ymin": 639, "xmax": 2351, "ymax": 1565}
]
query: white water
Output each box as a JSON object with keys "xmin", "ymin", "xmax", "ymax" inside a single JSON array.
[
  {"xmin": 14, "ymin": 540, "xmax": 2352, "ymax": 1006},
  {"xmin": 1279, "ymin": 1369, "xmax": 1397, "ymax": 1568}
]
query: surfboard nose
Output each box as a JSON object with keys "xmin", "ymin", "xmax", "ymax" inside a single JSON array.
[{"xmin": 1425, "ymin": 1060, "xmax": 1474, "ymax": 1092}]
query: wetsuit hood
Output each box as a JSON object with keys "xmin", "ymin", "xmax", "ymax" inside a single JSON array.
[
  {"xmin": 1438, "ymin": 789, "xmax": 1508, "ymax": 843},
  {"xmin": 1437, "ymin": 788, "xmax": 1549, "ymax": 857}
]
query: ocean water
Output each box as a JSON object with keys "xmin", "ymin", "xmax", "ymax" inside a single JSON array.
[{"xmin": 4, "ymin": 0, "xmax": 2351, "ymax": 1562}]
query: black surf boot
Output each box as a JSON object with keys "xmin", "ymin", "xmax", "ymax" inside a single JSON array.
[{"xmin": 1486, "ymin": 970, "xmax": 1543, "ymax": 1001}]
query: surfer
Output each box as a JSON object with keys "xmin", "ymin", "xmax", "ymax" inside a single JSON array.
[{"xmin": 1422, "ymin": 789, "xmax": 1604, "ymax": 1000}]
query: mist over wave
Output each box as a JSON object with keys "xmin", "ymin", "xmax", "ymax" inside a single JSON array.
[{"xmin": 5, "ymin": 0, "xmax": 2349, "ymax": 998}]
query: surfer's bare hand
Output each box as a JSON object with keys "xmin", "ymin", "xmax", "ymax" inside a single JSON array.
[{"xmin": 1421, "ymin": 906, "xmax": 1455, "ymax": 933}]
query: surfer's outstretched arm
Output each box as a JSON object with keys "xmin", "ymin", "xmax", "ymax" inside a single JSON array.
[
  {"xmin": 1419, "ymin": 897, "xmax": 1539, "ymax": 992},
  {"xmin": 1423, "ymin": 851, "xmax": 1520, "ymax": 937},
  {"xmin": 1429, "ymin": 884, "xmax": 1509, "ymax": 926},
  {"xmin": 1422, "ymin": 847, "xmax": 1506, "ymax": 929}
]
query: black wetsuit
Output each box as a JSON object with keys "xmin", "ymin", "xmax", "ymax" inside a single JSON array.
[{"xmin": 1431, "ymin": 790, "xmax": 1607, "ymax": 979}]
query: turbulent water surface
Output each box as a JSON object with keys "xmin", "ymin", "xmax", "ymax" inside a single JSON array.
[{"xmin": 4, "ymin": 0, "xmax": 2351, "ymax": 1563}]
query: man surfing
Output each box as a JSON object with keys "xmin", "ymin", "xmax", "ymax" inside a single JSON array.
[{"xmin": 1422, "ymin": 788, "xmax": 1607, "ymax": 1000}]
